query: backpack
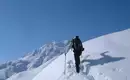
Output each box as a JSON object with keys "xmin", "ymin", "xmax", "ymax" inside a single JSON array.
[{"xmin": 72, "ymin": 38, "xmax": 82, "ymax": 51}]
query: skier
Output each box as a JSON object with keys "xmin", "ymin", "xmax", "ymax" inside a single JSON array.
[{"xmin": 71, "ymin": 36, "xmax": 84, "ymax": 73}]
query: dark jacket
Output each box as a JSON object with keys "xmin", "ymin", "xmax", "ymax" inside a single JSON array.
[{"xmin": 71, "ymin": 37, "xmax": 84, "ymax": 52}]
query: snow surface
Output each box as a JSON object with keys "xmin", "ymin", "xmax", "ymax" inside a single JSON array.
[
  {"xmin": 0, "ymin": 41, "xmax": 68, "ymax": 80},
  {"xmin": 32, "ymin": 29, "xmax": 130, "ymax": 80},
  {"xmin": 3, "ymin": 28, "xmax": 130, "ymax": 80},
  {"xmin": 6, "ymin": 56, "xmax": 58, "ymax": 80}
]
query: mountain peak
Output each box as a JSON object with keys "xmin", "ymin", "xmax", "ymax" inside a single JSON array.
[{"xmin": 0, "ymin": 40, "xmax": 69, "ymax": 80}]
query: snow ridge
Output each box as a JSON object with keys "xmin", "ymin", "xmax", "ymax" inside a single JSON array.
[
  {"xmin": 1, "ymin": 29, "xmax": 130, "ymax": 80},
  {"xmin": 32, "ymin": 29, "xmax": 130, "ymax": 80},
  {"xmin": 0, "ymin": 40, "xmax": 68, "ymax": 80}
]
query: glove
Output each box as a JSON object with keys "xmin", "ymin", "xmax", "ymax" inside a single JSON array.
[{"xmin": 82, "ymin": 48, "xmax": 84, "ymax": 51}]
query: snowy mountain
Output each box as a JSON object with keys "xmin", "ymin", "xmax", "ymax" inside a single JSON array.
[
  {"xmin": 30, "ymin": 29, "xmax": 130, "ymax": 80},
  {"xmin": 0, "ymin": 40, "xmax": 68, "ymax": 80},
  {"xmin": 2, "ymin": 28, "xmax": 130, "ymax": 80}
]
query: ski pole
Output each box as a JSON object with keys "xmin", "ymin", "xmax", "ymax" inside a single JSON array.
[{"xmin": 64, "ymin": 52, "xmax": 66, "ymax": 75}]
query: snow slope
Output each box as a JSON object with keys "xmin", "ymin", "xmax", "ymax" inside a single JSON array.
[
  {"xmin": 6, "ymin": 56, "xmax": 58, "ymax": 80},
  {"xmin": 0, "ymin": 41, "xmax": 68, "ymax": 80},
  {"xmin": 32, "ymin": 29, "xmax": 130, "ymax": 80}
]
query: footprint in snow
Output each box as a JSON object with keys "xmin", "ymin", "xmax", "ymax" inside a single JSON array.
[
  {"xmin": 86, "ymin": 75, "xmax": 95, "ymax": 80},
  {"xmin": 81, "ymin": 64, "xmax": 91, "ymax": 75},
  {"xmin": 98, "ymin": 72, "xmax": 111, "ymax": 80},
  {"xmin": 112, "ymin": 68, "xmax": 123, "ymax": 72}
]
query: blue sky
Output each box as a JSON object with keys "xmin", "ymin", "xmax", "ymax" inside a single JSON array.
[{"xmin": 0, "ymin": 0, "xmax": 130, "ymax": 63}]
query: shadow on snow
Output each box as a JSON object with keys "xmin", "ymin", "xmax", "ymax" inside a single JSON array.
[{"xmin": 81, "ymin": 51, "xmax": 125, "ymax": 66}]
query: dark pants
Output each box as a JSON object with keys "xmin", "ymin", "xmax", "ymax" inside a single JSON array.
[{"xmin": 74, "ymin": 51, "xmax": 81, "ymax": 73}]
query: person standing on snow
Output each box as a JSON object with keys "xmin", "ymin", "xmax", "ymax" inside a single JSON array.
[{"xmin": 71, "ymin": 36, "xmax": 84, "ymax": 73}]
